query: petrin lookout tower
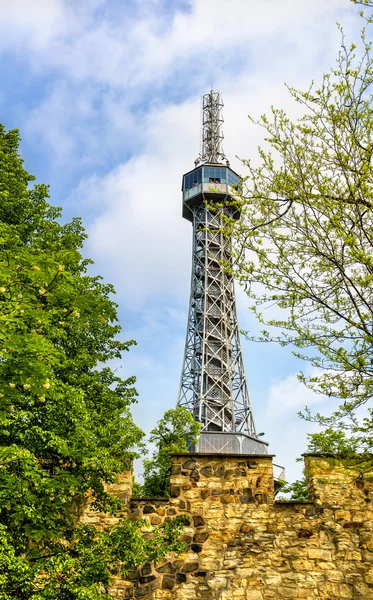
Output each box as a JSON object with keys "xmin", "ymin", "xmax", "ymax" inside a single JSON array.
[{"xmin": 177, "ymin": 91, "xmax": 267, "ymax": 455}]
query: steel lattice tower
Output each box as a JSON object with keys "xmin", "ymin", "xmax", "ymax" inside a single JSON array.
[{"xmin": 177, "ymin": 91, "xmax": 268, "ymax": 454}]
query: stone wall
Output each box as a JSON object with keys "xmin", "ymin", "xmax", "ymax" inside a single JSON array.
[
  {"xmin": 88, "ymin": 454, "xmax": 373, "ymax": 600},
  {"xmin": 81, "ymin": 469, "xmax": 132, "ymax": 532}
]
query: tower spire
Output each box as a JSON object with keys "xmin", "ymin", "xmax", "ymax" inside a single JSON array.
[
  {"xmin": 199, "ymin": 90, "xmax": 226, "ymax": 165},
  {"xmin": 177, "ymin": 91, "xmax": 268, "ymax": 455}
]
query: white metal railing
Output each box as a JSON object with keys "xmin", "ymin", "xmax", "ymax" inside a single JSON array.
[{"xmin": 273, "ymin": 463, "xmax": 285, "ymax": 481}]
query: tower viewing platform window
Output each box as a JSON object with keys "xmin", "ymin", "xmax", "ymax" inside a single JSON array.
[
  {"xmin": 184, "ymin": 167, "xmax": 202, "ymax": 191},
  {"xmin": 228, "ymin": 169, "xmax": 240, "ymax": 187},
  {"xmin": 203, "ymin": 166, "xmax": 227, "ymax": 184}
]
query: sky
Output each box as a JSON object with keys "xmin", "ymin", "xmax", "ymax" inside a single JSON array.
[{"xmin": 0, "ymin": 0, "xmax": 364, "ymax": 482}]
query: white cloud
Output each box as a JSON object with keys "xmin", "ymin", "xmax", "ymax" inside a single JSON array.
[
  {"xmin": 26, "ymin": 82, "xmax": 92, "ymax": 164},
  {"xmin": 0, "ymin": 0, "xmax": 356, "ymax": 86},
  {"xmin": 67, "ymin": 99, "xmax": 199, "ymax": 305},
  {"xmin": 260, "ymin": 369, "xmax": 328, "ymax": 482},
  {"xmin": 267, "ymin": 369, "xmax": 328, "ymax": 417},
  {"xmin": 0, "ymin": 0, "xmax": 67, "ymax": 51}
]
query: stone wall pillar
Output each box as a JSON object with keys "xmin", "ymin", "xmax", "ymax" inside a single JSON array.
[
  {"xmin": 304, "ymin": 454, "xmax": 373, "ymax": 508},
  {"xmin": 81, "ymin": 464, "xmax": 133, "ymax": 531},
  {"xmin": 169, "ymin": 452, "xmax": 275, "ymax": 506},
  {"xmin": 107, "ymin": 468, "xmax": 133, "ymax": 503}
]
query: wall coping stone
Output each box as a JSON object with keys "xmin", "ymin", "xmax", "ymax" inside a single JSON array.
[
  {"xmin": 171, "ymin": 453, "xmax": 275, "ymax": 458},
  {"xmin": 130, "ymin": 497, "xmax": 170, "ymax": 502},
  {"xmin": 302, "ymin": 452, "xmax": 373, "ymax": 457}
]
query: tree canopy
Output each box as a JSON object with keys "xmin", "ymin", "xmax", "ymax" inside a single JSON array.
[
  {"xmin": 139, "ymin": 407, "xmax": 201, "ymax": 498},
  {"xmin": 0, "ymin": 126, "xmax": 185, "ymax": 599},
  {"xmin": 224, "ymin": 7, "xmax": 373, "ymax": 466}
]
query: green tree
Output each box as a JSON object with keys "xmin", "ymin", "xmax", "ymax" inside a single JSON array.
[
  {"xmin": 277, "ymin": 477, "xmax": 309, "ymax": 501},
  {"xmin": 0, "ymin": 126, "xmax": 185, "ymax": 599},
  {"xmin": 223, "ymin": 9, "xmax": 373, "ymax": 466},
  {"xmin": 140, "ymin": 407, "xmax": 201, "ymax": 497}
]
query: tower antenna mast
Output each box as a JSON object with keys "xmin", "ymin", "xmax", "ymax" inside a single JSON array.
[{"xmin": 199, "ymin": 90, "xmax": 226, "ymax": 164}]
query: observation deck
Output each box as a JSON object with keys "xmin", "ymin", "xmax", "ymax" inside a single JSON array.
[{"xmin": 182, "ymin": 163, "xmax": 241, "ymax": 222}]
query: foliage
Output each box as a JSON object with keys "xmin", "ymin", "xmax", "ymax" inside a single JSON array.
[
  {"xmin": 131, "ymin": 478, "xmax": 143, "ymax": 498},
  {"xmin": 140, "ymin": 407, "xmax": 201, "ymax": 497},
  {"xmin": 221, "ymin": 9, "xmax": 373, "ymax": 464},
  {"xmin": 0, "ymin": 125, "xmax": 184, "ymax": 598},
  {"xmin": 0, "ymin": 517, "xmax": 186, "ymax": 600},
  {"xmin": 352, "ymin": 0, "xmax": 373, "ymax": 19},
  {"xmin": 277, "ymin": 477, "xmax": 309, "ymax": 501}
]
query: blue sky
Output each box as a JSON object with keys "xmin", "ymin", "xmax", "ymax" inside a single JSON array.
[{"xmin": 0, "ymin": 0, "xmax": 363, "ymax": 481}]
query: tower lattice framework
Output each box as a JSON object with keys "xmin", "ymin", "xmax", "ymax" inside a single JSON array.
[{"xmin": 177, "ymin": 91, "xmax": 266, "ymax": 453}]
